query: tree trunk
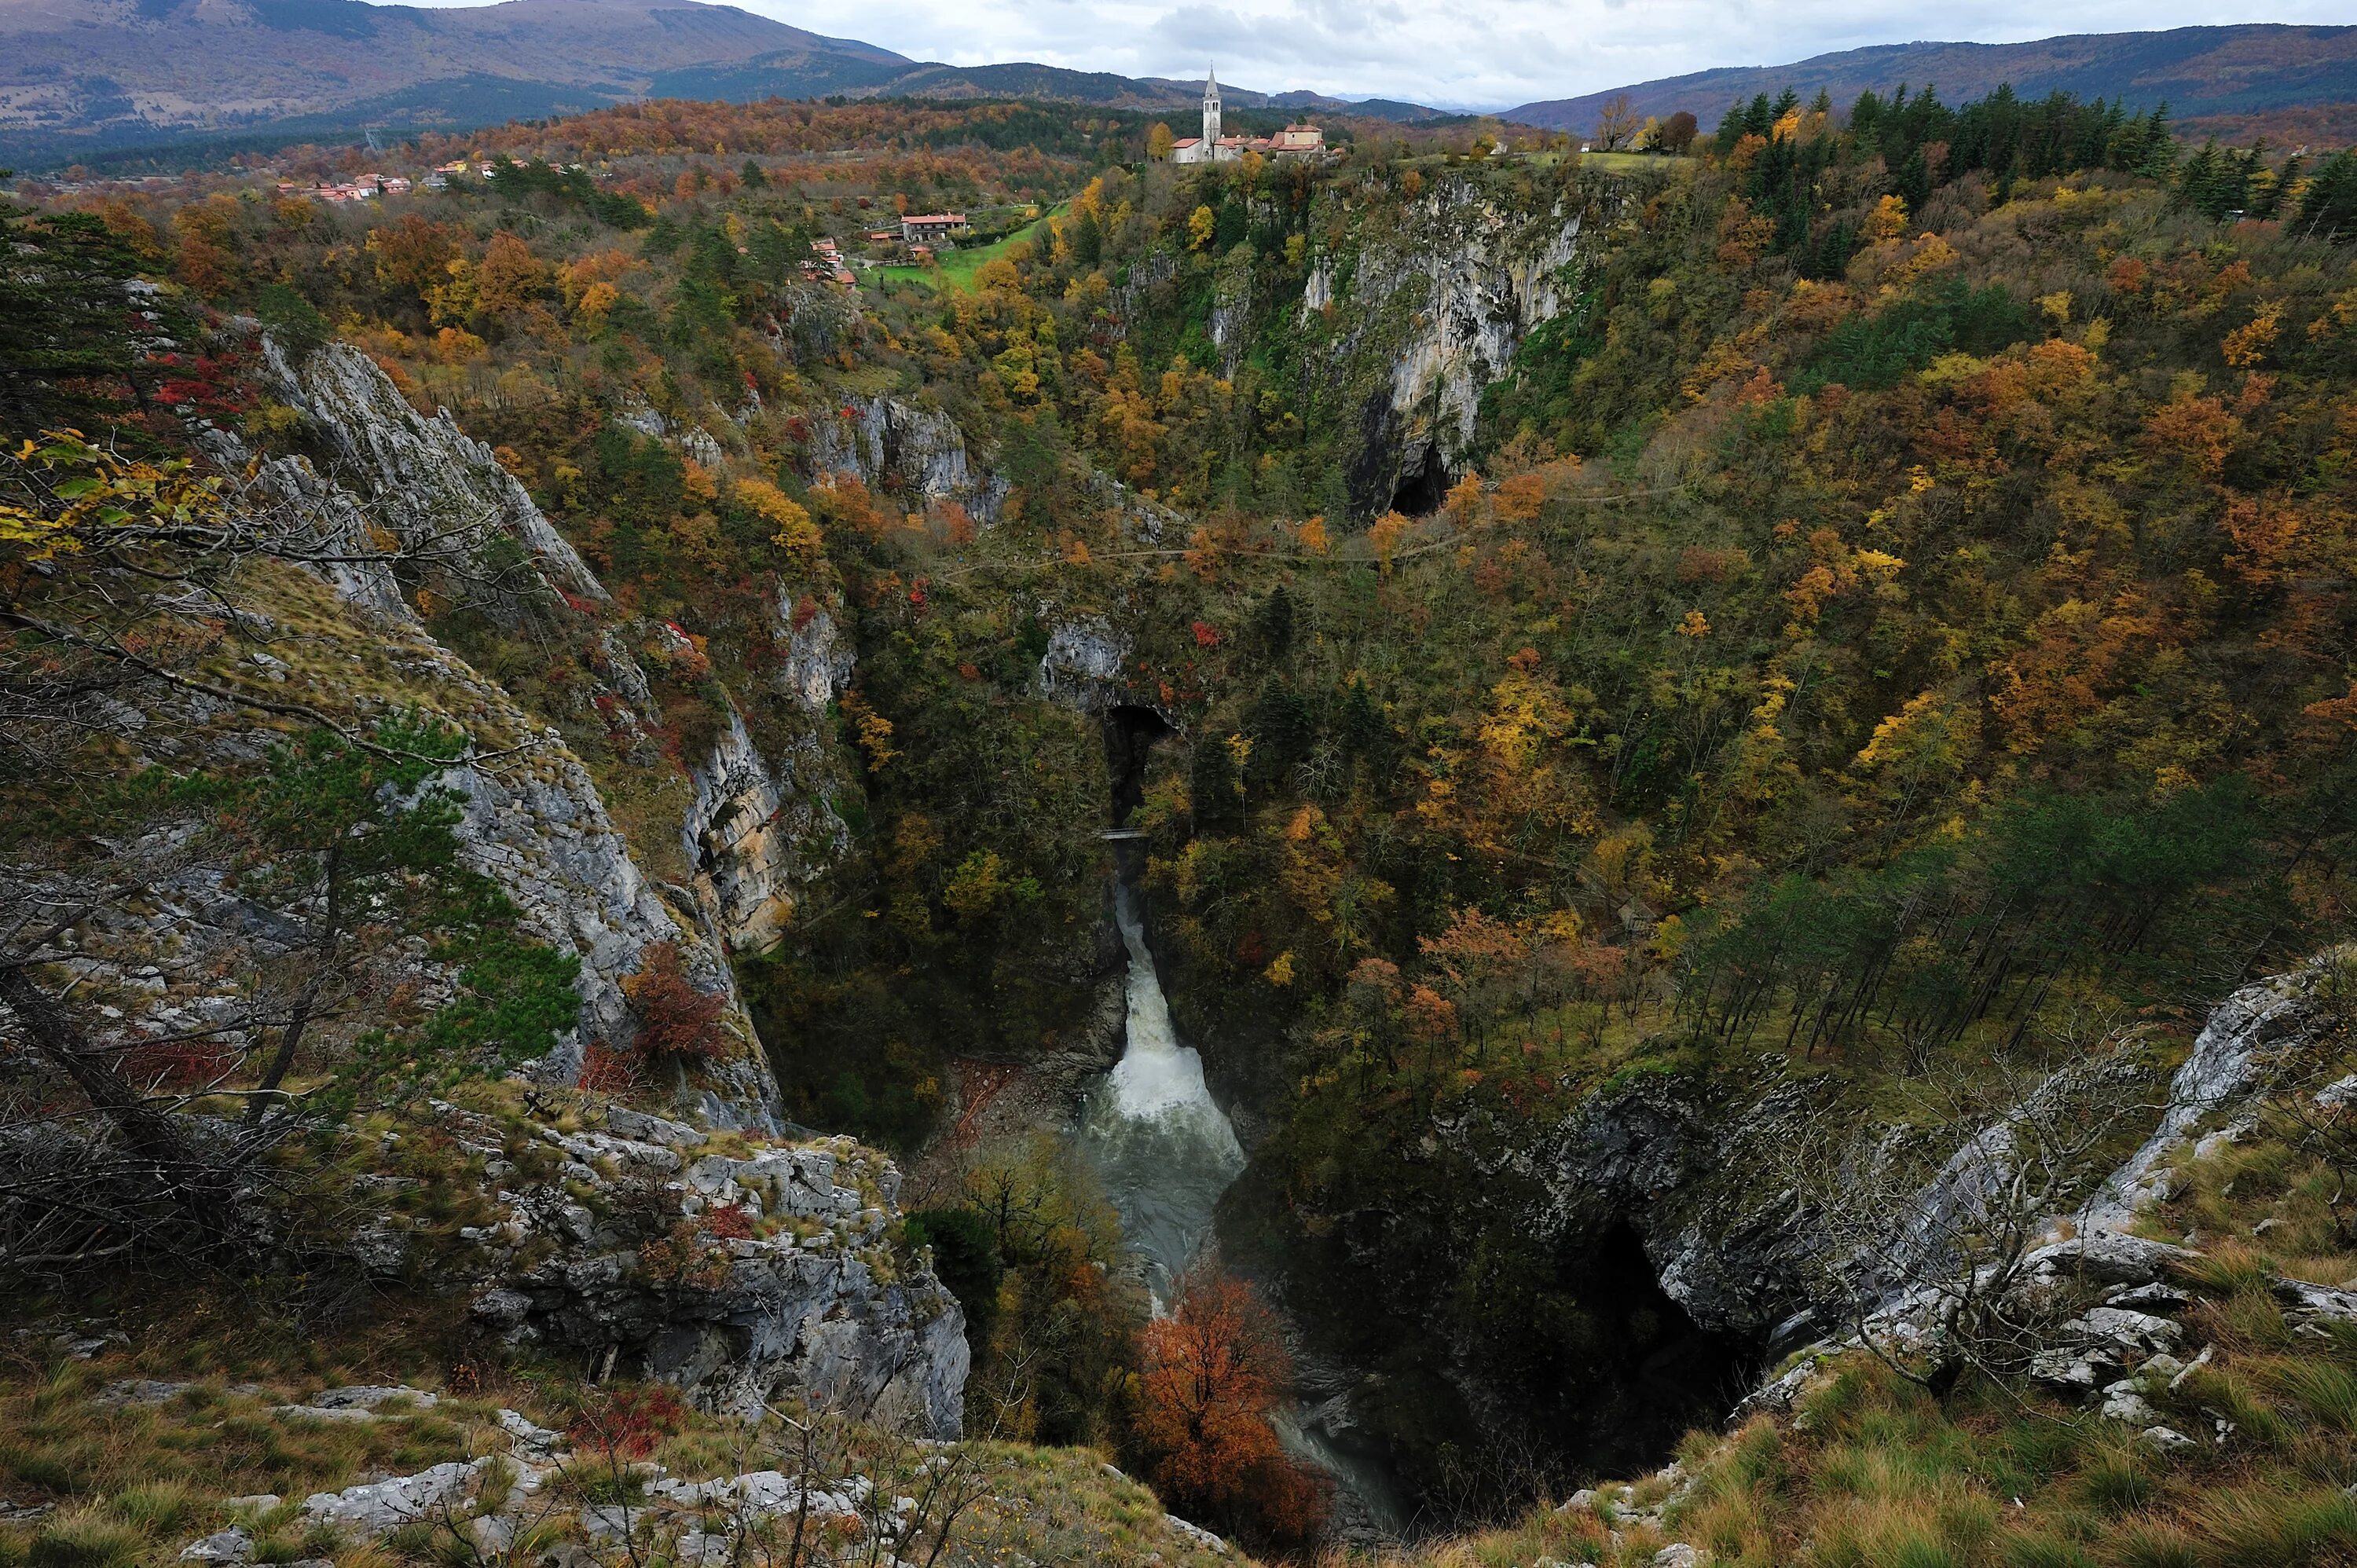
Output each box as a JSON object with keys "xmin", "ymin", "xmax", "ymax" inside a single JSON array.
[{"xmin": 245, "ymin": 848, "xmax": 339, "ymax": 1127}]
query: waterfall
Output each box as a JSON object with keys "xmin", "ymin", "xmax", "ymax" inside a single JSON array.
[
  {"xmin": 1079, "ymin": 859, "xmax": 1410, "ymax": 1541},
  {"xmin": 1078, "ymin": 877, "xmax": 1245, "ymax": 1307}
]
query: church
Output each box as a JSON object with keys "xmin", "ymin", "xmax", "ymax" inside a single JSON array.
[{"xmin": 1169, "ymin": 68, "xmax": 1326, "ymax": 164}]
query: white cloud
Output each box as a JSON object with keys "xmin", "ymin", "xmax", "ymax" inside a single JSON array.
[{"xmin": 384, "ymin": 0, "xmax": 2357, "ymax": 112}]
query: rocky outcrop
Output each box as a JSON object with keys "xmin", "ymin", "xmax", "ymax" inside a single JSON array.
[
  {"xmin": 1541, "ymin": 954, "xmax": 2337, "ymax": 1368},
  {"xmin": 809, "ymin": 394, "xmax": 1005, "ymax": 524},
  {"xmin": 462, "ymin": 1105, "xmax": 966, "ymax": 1438},
  {"xmin": 775, "ymin": 601, "xmax": 855, "ymax": 712},
  {"xmin": 214, "ymin": 339, "xmax": 779, "ymax": 1124},
  {"xmin": 1037, "ymin": 615, "xmax": 1133, "ymax": 714},
  {"xmin": 262, "ymin": 339, "xmax": 607, "ymax": 605},
  {"xmin": 681, "ymin": 708, "xmax": 848, "ymax": 954},
  {"xmin": 2086, "ymin": 961, "xmax": 2329, "ymax": 1227},
  {"xmin": 1537, "ymin": 1073, "xmax": 1819, "ymax": 1339}
]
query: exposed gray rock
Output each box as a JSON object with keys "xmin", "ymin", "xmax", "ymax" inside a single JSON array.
[
  {"xmin": 471, "ymin": 1135, "xmax": 966, "ymax": 1438},
  {"xmin": 1301, "ymin": 174, "xmax": 1605, "ymax": 517},
  {"xmin": 302, "ymin": 1459, "xmax": 491, "ymax": 1535},
  {"xmin": 2021, "ymin": 1234, "xmax": 2194, "ymax": 1287},
  {"xmin": 272, "ymin": 1404, "xmax": 380, "ymax": 1423},
  {"xmin": 2275, "ymin": 1277, "xmax": 2357, "ymax": 1322},
  {"xmin": 2088, "ymin": 960, "xmax": 2328, "ymax": 1228},
  {"xmin": 2099, "ymin": 1383, "xmax": 2160, "ymax": 1424},
  {"xmin": 262, "ymin": 339, "xmax": 607, "ymax": 605},
  {"xmin": 1163, "ymin": 1515, "xmax": 1230, "ymax": 1555},
  {"xmin": 682, "ymin": 707, "xmax": 846, "ymax": 954},
  {"xmin": 498, "ymin": 1409, "xmax": 566, "ymax": 1461},
  {"xmin": 309, "ymin": 1385, "xmax": 438, "ymax": 1412},
  {"xmin": 1038, "ymin": 616, "xmax": 1134, "ymax": 715},
  {"xmin": 810, "ymin": 394, "xmax": 1004, "ymax": 524},
  {"xmin": 775, "ymin": 602, "xmax": 853, "ymax": 712},
  {"xmin": 179, "ymin": 1528, "xmax": 251, "ymax": 1563}
]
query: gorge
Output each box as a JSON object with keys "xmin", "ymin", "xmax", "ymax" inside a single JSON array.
[{"xmin": 4, "ymin": 73, "xmax": 2356, "ymax": 1568}]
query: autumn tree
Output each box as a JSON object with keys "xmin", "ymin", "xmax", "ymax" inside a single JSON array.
[
  {"xmin": 1149, "ymin": 122, "xmax": 1176, "ymax": 160},
  {"xmin": 1595, "ymin": 93, "xmax": 1638, "ymax": 152},
  {"xmin": 1131, "ymin": 1267, "xmax": 1327, "ymax": 1549},
  {"xmin": 622, "ymin": 940, "xmax": 729, "ymax": 1066}
]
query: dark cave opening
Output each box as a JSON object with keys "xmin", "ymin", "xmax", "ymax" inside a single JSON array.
[
  {"xmin": 1389, "ymin": 449, "xmax": 1449, "ymax": 518},
  {"xmin": 1553, "ymin": 1223, "xmax": 1765, "ymax": 1478},
  {"xmin": 1103, "ymin": 703, "xmax": 1172, "ymax": 829}
]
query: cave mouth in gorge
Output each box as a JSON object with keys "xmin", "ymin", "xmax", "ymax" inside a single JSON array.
[
  {"xmin": 1544, "ymin": 1222, "xmax": 1768, "ymax": 1482},
  {"xmin": 1389, "ymin": 448, "xmax": 1450, "ymax": 518},
  {"xmin": 1103, "ymin": 703, "xmax": 1172, "ymax": 828}
]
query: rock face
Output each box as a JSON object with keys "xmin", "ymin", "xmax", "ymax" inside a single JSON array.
[
  {"xmin": 1303, "ymin": 174, "xmax": 1605, "ymax": 518},
  {"xmin": 1037, "ymin": 616, "xmax": 1134, "ymax": 714},
  {"xmin": 197, "ymin": 342, "xmax": 782, "ymax": 1127},
  {"xmin": 2086, "ymin": 962, "xmax": 2328, "ymax": 1228},
  {"xmin": 775, "ymin": 601, "xmax": 855, "ymax": 713},
  {"xmin": 1538, "ymin": 1074, "xmax": 1819, "ymax": 1338},
  {"xmin": 263, "ymin": 339, "xmax": 607, "ymax": 605},
  {"xmin": 809, "ymin": 394, "xmax": 1005, "ymax": 524},
  {"xmin": 1540, "ymin": 954, "xmax": 2337, "ymax": 1361},
  {"xmin": 464, "ymin": 1108, "xmax": 966, "ymax": 1438},
  {"xmin": 681, "ymin": 707, "xmax": 848, "ymax": 954}
]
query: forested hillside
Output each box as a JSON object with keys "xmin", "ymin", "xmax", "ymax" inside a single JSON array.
[{"xmin": 5, "ymin": 77, "xmax": 2357, "ymax": 1566}]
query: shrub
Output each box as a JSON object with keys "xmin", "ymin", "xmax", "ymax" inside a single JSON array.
[{"xmin": 621, "ymin": 942, "xmax": 729, "ymax": 1065}]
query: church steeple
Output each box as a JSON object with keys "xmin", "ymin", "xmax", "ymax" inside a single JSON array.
[{"xmin": 1201, "ymin": 63, "xmax": 1221, "ymax": 149}]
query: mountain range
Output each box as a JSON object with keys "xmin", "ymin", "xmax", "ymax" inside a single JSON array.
[
  {"xmin": 0, "ymin": 0, "xmax": 1452, "ymax": 168},
  {"xmin": 1505, "ymin": 24, "xmax": 2357, "ymax": 148},
  {"xmin": 2, "ymin": 0, "xmax": 2353, "ymax": 171}
]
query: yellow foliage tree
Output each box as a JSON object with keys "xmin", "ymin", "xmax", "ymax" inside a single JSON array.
[{"xmin": 735, "ymin": 478, "xmax": 823, "ymax": 559}]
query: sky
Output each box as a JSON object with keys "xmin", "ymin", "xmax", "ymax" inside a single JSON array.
[{"xmin": 394, "ymin": 0, "xmax": 2356, "ymax": 112}]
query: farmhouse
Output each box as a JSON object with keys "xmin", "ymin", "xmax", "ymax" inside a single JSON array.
[{"xmin": 900, "ymin": 212, "xmax": 970, "ymax": 244}]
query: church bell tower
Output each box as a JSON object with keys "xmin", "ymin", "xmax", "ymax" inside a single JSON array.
[{"xmin": 1201, "ymin": 64, "xmax": 1222, "ymax": 150}]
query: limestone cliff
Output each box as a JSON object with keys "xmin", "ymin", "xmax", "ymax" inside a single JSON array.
[
  {"xmin": 809, "ymin": 392, "xmax": 1006, "ymax": 524},
  {"xmin": 79, "ymin": 343, "xmax": 974, "ymax": 1431},
  {"xmin": 262, "ymin": 339, "xmax": 608, "ymax": 606},
  {"xmin": 1296, "ymin": 171, "xmax": 1615, "ymax": 518}
]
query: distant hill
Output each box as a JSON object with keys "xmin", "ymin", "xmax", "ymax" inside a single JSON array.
[
  {"xmin": 0, "ymin": 0, "xmax": 910, "ymax": 160},
  {"xmin": 1504, "ymin": 24, "xmax": 2357, "ymax": 148},
  {"xmin": 0, "ymin": 0, "xmax": 1453, "ymax": 168}
]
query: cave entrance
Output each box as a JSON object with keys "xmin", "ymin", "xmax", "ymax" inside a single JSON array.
[
  {"xmin": 1103, "ymin": 705, "xmax": 1172, "ymax": 830},
  {"xmin": 1557, "ymin": 1223, "xmax": 1765, "ymax": 1478},
  {"xmin": 1389, "ymin": 449, "xmax": 1449, "ymax": 517}
]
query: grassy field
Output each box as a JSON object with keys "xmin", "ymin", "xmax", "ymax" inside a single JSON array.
[
  {"xmin": 1579, "ymin": 149, "xmax": 1694, "ymax": 174},
  {"xmin": 874, "ymin": 204, "xmax": 1064, "ymax": 292}
]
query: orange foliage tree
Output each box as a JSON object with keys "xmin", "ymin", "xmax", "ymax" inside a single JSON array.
[
  {"xmin": 1131, "ymin": 1269, "xmax": 1327, "ymax": 1549},
  {"xmin": 621, "ymin": 941, "xmax": 728, "ymax": 1067}
]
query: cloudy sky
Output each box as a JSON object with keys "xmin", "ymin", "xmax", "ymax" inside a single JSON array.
[{"xmin": 706, "ymin": 0, "xmax": 2346, "ymax": 111}]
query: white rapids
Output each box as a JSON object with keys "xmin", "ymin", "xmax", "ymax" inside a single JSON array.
[{"xmin": 1079, "ymin": 882, "xmax": 1246, "ymax": 1306}]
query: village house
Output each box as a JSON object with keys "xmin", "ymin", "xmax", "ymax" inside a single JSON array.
[
  {"xmin": 899, "ymin": 212, "xmax": 969, "ymax": 244},
  {"xmin": 1170, "ymin": 68, "xmax": 1325, "ymax": 164}
]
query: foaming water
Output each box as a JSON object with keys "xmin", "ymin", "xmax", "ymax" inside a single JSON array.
[{"xmin": 1080, "ymin": 882, "xmax": 1245, "ymax": 1305}]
